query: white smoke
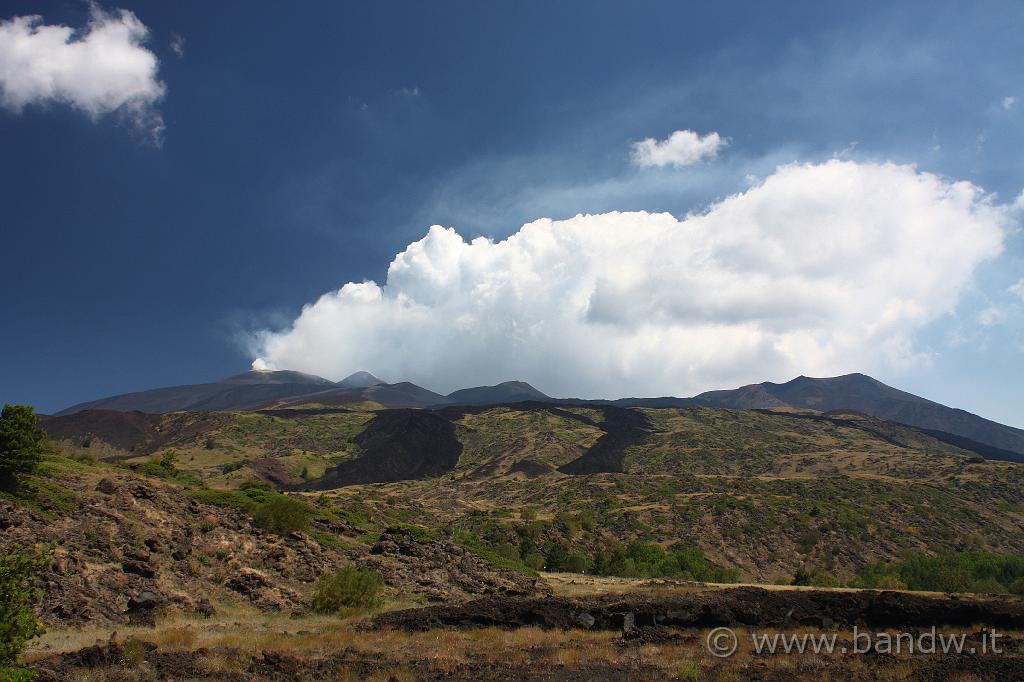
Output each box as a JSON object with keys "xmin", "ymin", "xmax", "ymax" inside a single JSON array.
[{"xmin": 250, "ymin": 160, "xmax": 1009, "ymax": 397}]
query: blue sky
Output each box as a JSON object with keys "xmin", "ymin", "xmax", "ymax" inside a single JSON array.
[{"xmin": 1, "ymin": 1, "xmax": 1022, "ymax": 426}]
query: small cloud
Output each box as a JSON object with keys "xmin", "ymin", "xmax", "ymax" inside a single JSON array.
[
  {"xmin": 834, "ymin": 141, "xmax": 859, "ymax": 158},
  {"xmin": 1009, "ymin": 279, "xmax": 1024, "ymax": 301},
  {"xmin": 1003, "ymin": 95, "xmax": 1016, "ymax": 110},
  {"xmin": 977, "ymin": 305, "xmax": 1007, "ymax": 327},
  {"xmin": 347, "ymin": 96, "xmax": 369, "ymax": 111},
  {"xmin": 170, "ymin": 32, "xmax": 184, "ymax": 58},
  {"xmin": 631, "ymin": 129, "xmax": 726, "ymax": 168},
  {"xmin": 395, "ymin": 86, "xmax": 420, "ymax": 97},
  {"xmin": 0, "ymin": 4, "xmax": 166, "ymax": 143}
]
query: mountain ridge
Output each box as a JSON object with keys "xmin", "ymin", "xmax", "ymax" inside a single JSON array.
[{"xmin": 53, "ymin": 370, "xmax": 1023, "ymax": 457}]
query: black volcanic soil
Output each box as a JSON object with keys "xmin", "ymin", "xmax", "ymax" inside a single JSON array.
[
  {"xmin": 38, "ymin": 410, "xmax": 226, "ymax": 456},
  {"xmin": 296, "ymin": 409, "xmax": 463, "ymax": 488},
  {"xmin": 558, "ymin": 406, "xmax": 651, "ymax": 474},
  {"xmin": 32, "ymin": 645, "xmax": 667, "ymax": 682},
  {"xmin": 298, "ymin": 403, "xmax": 655, "ymax": 488},
  {"xmin": 368, "ymin": 587, "xmax": 1024, "ymax": 632}
]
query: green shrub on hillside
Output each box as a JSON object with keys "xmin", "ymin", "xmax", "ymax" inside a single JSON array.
[
  {"xmin": 133, "ymin": 450, "xmax": 201, "ymax": 486},
  {"xmin": 792, "ymin": 567, "xmax": 841, "ymax": 587},
  {"xmin": 0, "ymin": 405, "xmax": 47, "ymax": 493},
  {"xmin": 589, "ymin": 541, "xmax": 738, "ymax": 582},
  {"xmin": 311, "ymin": 566, "xmax": 383, "ymax": 613},
  {"xmin": 0, "ymin": 548, "xmax": 47, "ymax": 679},
  {"xmin": 253, "ymin": 495, "xmax": 312, "ymax": 535},
  {"xmin": 853, "ymin": 553, "xmax": 1024, "ymax": 594}
]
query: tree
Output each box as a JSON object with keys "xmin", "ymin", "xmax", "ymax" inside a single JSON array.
[
  {"xmin": 0, "ymin": 548, "xmax": 47, "ymax": 679},
  {"xmin": 0, "ymin": 405, "xmax": 47, "ymax": 492}
]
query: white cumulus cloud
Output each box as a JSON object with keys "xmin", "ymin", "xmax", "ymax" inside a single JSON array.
[
  {"xmin": 631, "ymin": 129, "xmax": 726, "ymax": 168},
  {"xmin": 1010, "ymin": 279, "xmax": 1024, "ymax": 301},
  {"xmin": 249, "ymin": 160, "xmax": 1009, "ymax": 398},
  {"xmin": 0, "ymin": 5, "xmax": 165, "ymax": 141}
]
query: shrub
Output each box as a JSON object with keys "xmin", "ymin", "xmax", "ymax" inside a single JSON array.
[
  {"xmin": 791, "ymin": 567, "xmax": 840, "ymax": 587},
  {"xmin": 523, "ymin": 553, "xmax": 545, "ymax": 570},
  {"xmin": 808, "ymin": 570, "xmax": 841, "ymax": 588},
  {"xmin": 591, "ymin": 541, "xmax": 738, "ymax": 582},
  {"xmin": 220, "ymin": 461, "xmax": 246, "ymax": 475},
  {"xmin": 854, "ymin": 553, "xmax": 1024, "ymax": 594},
  {"xmin": 875, "ymin": 575, "xmax": 907, "ymax": 591},
  {"xmin": 135, "ymin": 450, "xmax": 200, "ymax": 486},
  {"xmin": 676, "ymin": 662, "xmax": 700, "ymax": 679},
  {"xmin": 311, "ymin": 566, "xmax": 384, "ymax": 612},
  {"xmin": 0, "ymin": 548, "xmax": 47, "ymax": 677},
  {"xmin": 253, "ymin": 495, "xmax": 312, "ymax": 535},
  {"xmin": 0, "ymin": 405, "xmax": 48, "ymax": 492}
]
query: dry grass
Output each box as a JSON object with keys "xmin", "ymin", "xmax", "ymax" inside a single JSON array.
[{"xmin": 30, "ymin": 620, "xmax": 1024, "ymax": 682}]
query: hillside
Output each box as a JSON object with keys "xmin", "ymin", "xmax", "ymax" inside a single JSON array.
[
  {"xmin": 55, "ymin": 371, "xmax": 337, "ymax": 416},
  {"xmin": 12, "ymin": 399, "xmax": 1024, "ymax": 679},
  {"xmin": 55, "ymin": 371, "xmax": 1024, "ymax": 463},
  {"xmin": 694, "ymin": 373, "xmax": 1024, "ymax": 457},
  {"xmin": 37, "ymin": 400, "xmax": 1024, "ymax": 584},
  {"xmin": 447, "ymin": 381, "xmax": 550, "ymax": 405}
]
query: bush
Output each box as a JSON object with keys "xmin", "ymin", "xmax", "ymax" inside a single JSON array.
[
  {"xmin": 853, "ymin": 553, "xmax": 1024, "ymax": 594},
  {"xmin": 253, "ymin": 495, "xmax": 312, "ymax": 535},
  {"xmin": 523, "ymin": 553, "xmax": 545, "ymax": 570},
  {"xmin": 591, "ymin": 541, "xmax": 738, "ymax": 582},
  {"xmin": 0, "ymin": 405, "xmax": 47, "ymax": 492},
  {"xmin": 808, "ymin": 570, "xmax": 841, "ymax": 588},
  {"xmin": 311, "ymin": 566, "xmax": 383, "ymax": 612},
  {"xmin": 875, "ymin": 575, "xmax": 907, "ymax": 591},
  {"xmin": 134, "ymin": 450, "xmax": 200, "ymax": 486},
  {"xmin": 0, "ymin": 548, "xmax": 47, "ymax": 677}
]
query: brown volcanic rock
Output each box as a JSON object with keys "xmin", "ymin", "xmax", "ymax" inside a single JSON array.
[
  {"xmin": 366, "ymin": 526, "xmax": 543, "ymax": 602},
  {"xmin": 2, "ymin": 465, "xmax": 545, "ymax": 628}
]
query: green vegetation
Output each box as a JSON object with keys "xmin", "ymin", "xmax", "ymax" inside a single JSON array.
[
  {"xmin": 189, "ymin": 480, "xmax": 312, "ymax": 535},
  {"xmin": 853, "ymin": 553, "xmax": 1024, "ymax": 594},
  {"xmin": 188, "ymin": 479, "xmax": 280, "ymax": 512},
  {"xmin": 218, "ymin": 411, "xmax": 374, "ymax": 458},
  {"xmin": 446, "ymin": 509, "xmax": 736, "ymax": 580},
  {"xmin": 252, "ymin": 495, "xmax": 312, "ymax": 535},
  {"xmin": 0, "ymin": 548, "xmax": 47, "ymax": 681},
  {"xmin": 792, "ymin": 567, "xmax": 841, "ymax": 587},
  {"xmin": 0, "ymin": 405, "xmax": 47, "ymax": 493},
  {"xmin": 311, "ymin": 566, "xmax": 384, "ymax": 612},
  {"xmin": 453, "ymin": 530, "xmax": 538, "ymax": 577},
  {"xmin": 590, "ymin": 541, "xmax": 738, "ymax": 581},
  {"xmin": 453, "ymin": 407, "xmax": 602, "ymax": 471},
  {"xmin": 131, "ymin": 450, "xmax": 201, "ymax": 486}
]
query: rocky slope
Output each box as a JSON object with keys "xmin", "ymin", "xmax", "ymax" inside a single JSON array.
[{"xmin": 0, "ymin": 459, "xmax": 540, "ymax": 629}]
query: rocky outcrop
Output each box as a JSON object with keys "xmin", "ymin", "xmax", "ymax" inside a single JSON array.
[{"xmin": 365, "ymin": 527, "xmax": 543, "ymax": 602}]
